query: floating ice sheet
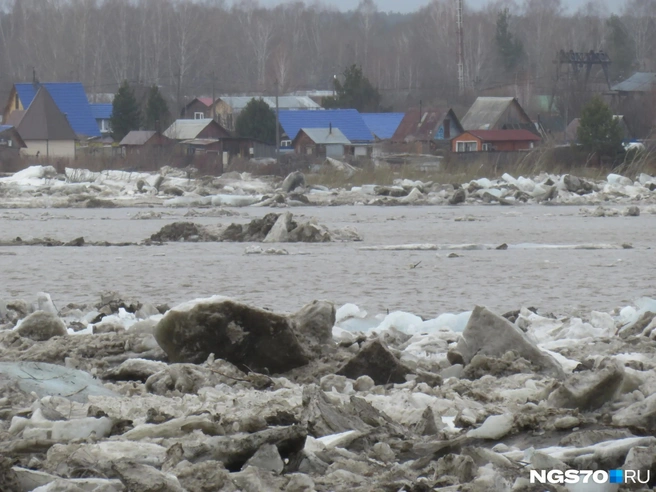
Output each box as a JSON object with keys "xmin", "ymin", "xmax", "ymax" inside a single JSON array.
[{"xmin": 360, "ymin": 243, "xmax": 629, "ymax": 251}]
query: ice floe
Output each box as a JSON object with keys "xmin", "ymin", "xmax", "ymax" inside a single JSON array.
[{"xmin": 2, "ymin": 290, "xmax": 656, "ymax": 491}]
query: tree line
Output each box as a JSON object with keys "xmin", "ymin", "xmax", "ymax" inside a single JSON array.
[{"xmin": 3, "ymin": 0, "xmax": 654, "ymax": 128}]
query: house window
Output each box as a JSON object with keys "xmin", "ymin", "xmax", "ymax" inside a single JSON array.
[
  {"xmin": 99, "ymin": 119, "xmax": 111, "ymax": 133},
  {"xmin": 456, "ymin": 141, "xmax": 478, "ymax": 152},
  {"xmin": 15, "ymin": 95, "xmax": 19, "ymax": 110},
  {"xmin": 482, "ymin": 143, "xmax": 492, "ymax": 151},
  {"xmin": 194, "ymin": 112, "xmax": 204, "ymax": 120}
]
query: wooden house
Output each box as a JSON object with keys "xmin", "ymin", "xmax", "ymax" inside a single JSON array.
[
  {"xmin": 181, "ymin": 97, "xmax": 215, "ymax": 120},
  {"xmin": 451, "ymin": 130, "xmax": 541, "ymax": 152},
  {"xmin": 3, "ymin": 82, "xmax": 100, "ymax": 138},
  {"xmin": 391, "ymin": 108, "xmax": 464, "ymax": 153},
  {"xmin": 163, "ymin": 119, "xmax": 231, "ymax": 141},
  {"xmin": 461, "ymin": 97, "xmax": 535, "ymax": 133},
  {"xmin": 16, "ymin": 87, "xmax": 77, "ymax": 158},
  {"xmin": 292, "ymin": 126, "xmax": 351, "ymax": 158},
  {"xmin": 119, "ymin": 131, "xmax": 173, "ymax": 155}
]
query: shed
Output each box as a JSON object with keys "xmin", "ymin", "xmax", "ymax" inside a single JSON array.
[
  {"xmin": 163, "ymin": 119, "xmax": 231, "ymax": 141},
  {"xmin": 292, "ymin": 127, "xmax": 351, "ymax": 158},
  {"xmin": 180, "ymin": 137, "xmax": 275, "ymax": 160},
  {"xmin": 220, "ymin": 137, "xmax": 277, "ymax": 159},
  {"xmin": 452, "ymin": 130, "xmax": 540, "ymax": 153},
  {"xmin": 119, "ymin": 131, "xmax": 173, "ymax": 155},
  {"xmin": 461, "ymin": 97, "xmax": 534, "ymax": 132},
  {"xmin": 16, "ymin": 87, "xmax": 78, "ymax": 158}
]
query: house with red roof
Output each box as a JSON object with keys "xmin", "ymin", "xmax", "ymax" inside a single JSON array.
[{"xmin": 451, "ymin": 129, "xmax": 541, "ymax": 153}]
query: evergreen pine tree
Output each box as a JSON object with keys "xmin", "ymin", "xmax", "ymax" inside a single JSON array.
[
  {"xmin": 110, "ymin": 81, "xmax": 141, "ymax": 141},
  {"xmin": 322, "ymin": 65, "xmax": 383, "ymax": 112},
  {"xmin": 144, "ymin": 85, "xmax": 170, "ymax": 132},
  {"xmin": 235, "ymin": 98, "xmax": 276, "ymax": 145},
  {"xmin": 495, "ymin": 9, "xmax": 524, "ymax": 72},
  {"xmin": 577, "ymin": 95, "xmax": 625, "ymax": 160}
]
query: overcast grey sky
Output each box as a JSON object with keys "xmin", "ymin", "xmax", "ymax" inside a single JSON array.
[{"xmin": 245, "ymin": 0, "xmax": 623, "ymax": 14}]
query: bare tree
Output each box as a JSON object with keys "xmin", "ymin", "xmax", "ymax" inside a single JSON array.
[
  {"xmin": 237, "ymin": 3, "xmax": 274, "ymax": 91},
  {"xmin": 623, "ymin": 0, "xmax": 656, "ymax": 70},
  {"xmin": 357, "ymin": 0, "xmax": 377, "ymax": 70},
  {"xmin": 0, "ymin": 0, "xmax": 652, "ymax": 130}
]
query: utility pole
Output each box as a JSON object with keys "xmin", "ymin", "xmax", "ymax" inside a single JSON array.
[
  {"xmin": 275, "ymin": 79, "xmax": 280, "ymax": 164},
  {"xmin": 211, "ymin": 71, "xmax": 216, "ymax": 121},
  {"xmin": 456, "ymin": 0, "xmax": 465, "ymax": 97}
]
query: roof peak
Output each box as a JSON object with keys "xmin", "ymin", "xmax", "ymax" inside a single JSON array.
[
  {"xmin": 14, "ymin": 81, "xmax": 99, "ymax": 136},
  {"xmin": 17, "ymin": 86, "xmax": 77, "ymax": 140}
]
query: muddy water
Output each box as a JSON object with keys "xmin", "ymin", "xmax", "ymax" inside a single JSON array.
[{"xmin": 0, "ymin": 205, "xmax": 654, "ymax": 317}]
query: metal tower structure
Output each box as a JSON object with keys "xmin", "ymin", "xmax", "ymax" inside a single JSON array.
[
  {"xmin": 456, "ymin": 0, "xmax": 465, "ymax": 96},
  {"xmin": 555, "ymin": 50, "xmax": 612, "ymax": 90},
  {"xmin": 549, "ymin": 50, "xmax": 612, "ymax": 116}
]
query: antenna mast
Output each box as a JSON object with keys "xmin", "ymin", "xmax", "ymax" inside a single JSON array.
[{"xmin": 456, "ymin": 0, "xmax": 465, "ymax": 96}]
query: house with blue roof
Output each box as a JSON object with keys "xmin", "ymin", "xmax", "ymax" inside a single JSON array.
[
  {"xmin": 361, "ymin": 113, "xmax": 404, "ymax": 140},
  {"xmin": 90, "ymin": 103, "xmax": 113, "ymax": 135},
  {"xmin": 278, "ymin": 109, "xmax": 374, "ymax": 157},
  {"xmin": 3, "ymin": 82, "xmax": 101, "ymax": 138}
]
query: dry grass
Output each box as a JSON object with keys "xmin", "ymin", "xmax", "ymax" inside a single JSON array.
[
  {"xmin": 307, "ymin": 146, "xmax": 626, "ymax": 188},
  {"xmin": 614, "ymin": 144, "xmax": 656, "ymax": 178},
  {"xmin": 6, "ymin": 141, "xmax": 656, "ymax": 187}
]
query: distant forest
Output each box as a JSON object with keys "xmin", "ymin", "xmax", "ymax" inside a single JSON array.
[{"xmin": 0, "ymin": 0, "xmax": 654, "ymax": 116}]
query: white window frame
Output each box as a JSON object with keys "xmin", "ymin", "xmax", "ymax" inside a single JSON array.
[
  {"xmin": 482, "ymin": 143, "xmax": 492, "ymax": 151},
  {"xmin": 99, "ymin": 119, "xmax": 111, "ymax": 133},
  {"xmin": 456, "ymin": 141, "xmax": 478, "ymax": 152},
  {"xmin": 194, "ymin": 112, "xmax": 205, "ymax": 120}
]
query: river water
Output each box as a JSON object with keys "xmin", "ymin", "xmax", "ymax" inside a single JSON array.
[{"xmin": 0, "ymin": 205, "xmax": 654, "ymax": 317}]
